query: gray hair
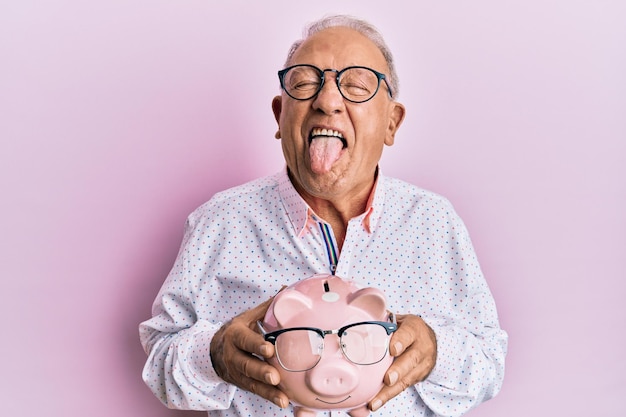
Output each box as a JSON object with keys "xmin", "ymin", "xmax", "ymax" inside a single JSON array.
[{"xmin": 284, "ymin": 15, "xmax": 400, "ymax": 98}]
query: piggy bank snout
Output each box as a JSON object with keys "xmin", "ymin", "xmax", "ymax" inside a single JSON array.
[{"xmin": 305, "ymin": 361, "xmax": 360, "ymax": 397}]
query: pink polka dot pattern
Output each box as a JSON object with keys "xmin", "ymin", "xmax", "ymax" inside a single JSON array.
[{"xmin": 139, "ymin": 169, "xmax": 507, "ymax": 416}]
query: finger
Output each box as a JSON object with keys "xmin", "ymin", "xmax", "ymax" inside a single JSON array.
[
  {"xmin": 383, "ymin": 348, "xmax": 432, "ymax": 387},
  {"xmin": 250, "ymin": 384, "xmax": 288, "ymax": 409},
  {"xmin": 369, "ymin": 378, "xmax": 409, "ymax": 412},
  {"xmin": 388, "ymin": 314, "xmax": 420, "ymax": 356},
  {"xmin": 231, "ymin": 348, "xmax": 282, "ymax": 388},
  {"xmin": 210, "ymin": 319, "xmax": 273, "ymax": 383},
  {"xmin": 231, "ymin": 319, "xmax": 276, "ymax": 358},
  {"xmin": 227, "ymin": 346, "xmax": 288, "ymax": 408},
  {"xmin": 371, "ymin": 354, "xmax": 430, "ymax": 412},
  {"xmin": 229, "ymin": 297, "xmax": 277, "ymax": 358},
  {"xmin": 237, "ymin": 372, "xmax": 290, "ymax": 408},
  {"xmin": 385, "ymin": 337, "xmax": 436, "ymax": 386}
]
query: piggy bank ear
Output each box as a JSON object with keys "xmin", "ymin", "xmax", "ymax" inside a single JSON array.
[
  {"xmin": 272, "ymin": 290, "xmax": 313, "ymax": 327},
  {"xmin": 347, "ymin": 288, "xmax": 387, "ymax": 319}
]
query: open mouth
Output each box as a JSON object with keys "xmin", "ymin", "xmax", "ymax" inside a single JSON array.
[
  {"xmin": 315, "ymin": 395, "xmax": 351, "ymax": 405},
  {"xmin": 309, "ymin": 127, "xmax": 347, "ymax": 148}
]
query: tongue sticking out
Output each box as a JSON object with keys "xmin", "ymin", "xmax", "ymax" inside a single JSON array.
[{"xmin": 309, "ymin": 136, "xmax": 344, "ymax": 174}]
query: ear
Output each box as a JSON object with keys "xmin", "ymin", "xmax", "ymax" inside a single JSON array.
[
  {"xmin": 384, "ymin": 101, "xmax": 406, "ymax": 146},
  {"xmin": 272, "ymin": 289, "xmax": 312, "ymax": 327},
  {"xmin": 347, "ymin": 288, "xmax": 387, "ymax": 320},
  {"xmin": 272, "ymin": 95, "xmax": 282, "ymax": 125}
]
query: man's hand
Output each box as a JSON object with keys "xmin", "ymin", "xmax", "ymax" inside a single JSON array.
[
  {"xmin": 369, "ymin": 314, "xmax": 437, "ymax": 411},
  {"xmin": 210, "ymin": 297, "xmax": 289, "ymax": 408}
]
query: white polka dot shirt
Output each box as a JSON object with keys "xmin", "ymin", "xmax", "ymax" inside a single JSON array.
[{"xmin": 139, "ymin": 168, "xmax": 507, "ymax": 417}]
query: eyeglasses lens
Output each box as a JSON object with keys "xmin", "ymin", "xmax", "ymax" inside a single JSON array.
[
  {"xmin": 340, "ymin": 323, "xmax": 390, "ymax": 365},
  {"xmin": 338, "ymin": 68, "xmax": 379, "ymax": 101},
  {"xmin": 275, "ymin": 329, "xmax": 323, "ymax": 371},
  {"xmin": 282, "ymin": 66, "xmax": 321, "ymax": 100}
]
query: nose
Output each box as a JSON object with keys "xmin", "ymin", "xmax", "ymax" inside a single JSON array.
[
  {"xmin": 311, "ymin": 70, "xmax": 344, "ymax": 114},
  {"xmin": 305, "ymin": 361, "xmax": 360, "ymax": 397},
  {"xmin": 304, "ymin": 337, "xmax": 359, "ymax": 397}
]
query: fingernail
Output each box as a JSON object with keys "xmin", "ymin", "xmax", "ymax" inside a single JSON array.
[
  {"xmin": 274, "ymin": 397, "xmax": 288, "ymax": 408},
  {"xmin": 393, "ymin": 341, "xmax": 403, "ymax": 355},
  {"xmin": 371, "ymin": 399, "xmax": 383, "ymax": 411},
  {"xmin": 259, "ymin": 344, "xmax": 270, "ymax": 356},
  {"xmin": 388, "ymin": 371, "xmax": 399, "ymax": 386},
  {"xmin": 265, "ymin": 372, "xmax": 278, "ymax": 385}
]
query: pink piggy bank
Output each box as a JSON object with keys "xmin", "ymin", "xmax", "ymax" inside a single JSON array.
[{"xmin": 259, "ymin": 274, "xmax": 397, "ymax": 417}]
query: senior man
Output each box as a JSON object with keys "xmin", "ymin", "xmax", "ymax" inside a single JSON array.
[{"xmin": 140, "ymin": 15, "xmax": 507, "ymax": 417}]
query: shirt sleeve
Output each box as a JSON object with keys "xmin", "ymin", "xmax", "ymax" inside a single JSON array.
[
  {"xmin": 415, "ymin": 210, "xmax": 508, "ymax": 416},
  {"xmin": 138, "ymin": 214, "xmax": 238, "ymax": 411}
]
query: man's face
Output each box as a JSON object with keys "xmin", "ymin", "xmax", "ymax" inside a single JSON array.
[{"xmin": 272, "ymin": 27, "xmax": 405, "ymax": 204}]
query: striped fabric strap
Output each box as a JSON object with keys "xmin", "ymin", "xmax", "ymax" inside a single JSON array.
[{"xmin": 319, "ymin": 222, "xmax": 338, "ymax": 274}]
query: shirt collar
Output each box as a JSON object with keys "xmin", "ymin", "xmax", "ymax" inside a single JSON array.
[{"xmin": 278, "ymin": 167, "xmax": 384, "ymax": 236}]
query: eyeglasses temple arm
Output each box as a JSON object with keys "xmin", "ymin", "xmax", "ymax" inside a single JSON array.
[
  {"xmin": 256, "ymin": 320, "xmax": 268, "ymax": 336},
  {"xmin": 388, "ymin": 311, "xmax": 396, "ymax": 325}
]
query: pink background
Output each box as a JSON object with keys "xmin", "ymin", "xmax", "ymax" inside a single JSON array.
[{"xmin": 1, "ymin": 1, "xmax": 624, "ymax": 416}]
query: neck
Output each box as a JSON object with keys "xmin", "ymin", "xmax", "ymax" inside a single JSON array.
[{"xmin": 288, "ymin": 169, "xmax": 377, "ymax": 251}]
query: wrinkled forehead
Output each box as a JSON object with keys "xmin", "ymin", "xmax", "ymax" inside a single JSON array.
[{"xmin": 289, "ymin": 27, "xmax": 389, "ymax": 73}]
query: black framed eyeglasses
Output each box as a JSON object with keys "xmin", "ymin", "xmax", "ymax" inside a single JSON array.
[
  {"xmin": 257, "ymin": 313, "xmax": 397, "ymax": 372},
  {"xmin": 278, "ymin": 64, "xmax": 394, "ymax": 103}
]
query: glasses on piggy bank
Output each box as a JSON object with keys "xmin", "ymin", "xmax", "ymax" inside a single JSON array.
[{"xmin": 257, "ymin": 313, "xmax": 397, "ymax": 372}]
